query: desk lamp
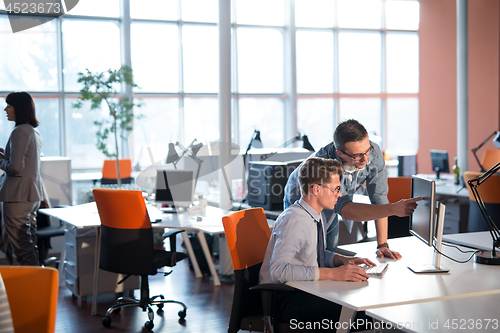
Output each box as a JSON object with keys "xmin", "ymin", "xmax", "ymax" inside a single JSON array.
[
  {"xmin": 166, "ymin": 139, "xmax": 204, "ymax": 190},
  {"xmin": 471, "ymin": 130, "xmax": 500, "ymax": 172},
  {"xmin": 260, "ymin": 133, "xmax": 315, "ymax": 161},
  {"xmin": 242, "ymin": 130, "xmax": 263, "ymax": 169},
  {"xmin": 467, "ymin": 161, "xmax": 500, "ymax": 265}
]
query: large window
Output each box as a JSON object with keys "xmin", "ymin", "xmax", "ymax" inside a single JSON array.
[
  {"xmin": 0, "ymin": 0, "xmax": 419, "ymax": 169},
  {"xmin": 295, "ymin": 0, "xmax": 420, "ymax": 157}
]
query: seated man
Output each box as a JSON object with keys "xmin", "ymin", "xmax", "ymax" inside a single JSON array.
[{"xmin": 260, "ymin": 157, "xmax": 375, "ymax": 331}]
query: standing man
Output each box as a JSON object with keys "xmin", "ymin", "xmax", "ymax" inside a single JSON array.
[
  {"xmin": 260, "ymin": 157, "xmax": 375, "ymax": 330},
  {"xmin": 284, "ymin": 119, "xmax": 420, "ymax": 259}
]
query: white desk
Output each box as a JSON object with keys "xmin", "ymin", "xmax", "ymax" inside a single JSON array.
[
  {"xmin": 40, "ymin": 203, "xmax": 232, "ymax": 315},
  {"xmin": 286, "ymin": 234, "xmax": 500, "ymax": 333},
  {"xmin": 366, "ymin": 293, "xmax": 500, "ymax": 332}
]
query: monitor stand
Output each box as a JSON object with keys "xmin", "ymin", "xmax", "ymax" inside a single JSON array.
[
  {"xmin": 409, "ymin": 202, "xmax": 450, "ymax": 273},
  {"xmin": 434, "ymin": 167, "xmax": 441, "ymax": 180},
  {"xmin": 159, "ymin": 204, "xmax": 186, "ymax": 214}
]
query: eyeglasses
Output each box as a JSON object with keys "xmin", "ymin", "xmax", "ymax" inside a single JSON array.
[
  {"xmin": 318, "ymin": 184, "xmax": 341, "ymax": 195},
  {"xmin": 341, "ymin": 145, "xmax": 373, "ymax": 161}
]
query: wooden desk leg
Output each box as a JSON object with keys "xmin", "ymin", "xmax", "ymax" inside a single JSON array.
[
  {"xmin": 197, "ymin": 230, "xmax": 220, "ymax": 286},
  {"xmin": 181, "ymin": 231, "xmax": 202, "ymax": 278},
  {"xmin": 91, "ymin": 227, "xmax": 101, "ymax": 316},
  {"xmin": 337, "ymin": 306, "xmax": 356, "ymax": 333}
]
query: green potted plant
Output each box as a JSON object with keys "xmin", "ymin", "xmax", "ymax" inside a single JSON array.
[{"xmin": 73, "ymin": 65, "xmax": 142, "ymax": 187}]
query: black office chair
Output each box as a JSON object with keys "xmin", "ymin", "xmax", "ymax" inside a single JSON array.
[
  {"xmin": 93, "ymin": 188, "xmax": 188, "ymax": 331},
  {"xmin": 36, "ymin": 201, "xmax": 66, "ymax": 267},
  {"xmin": 222, "ymin": 208, "xmax": 294, "ymax": 333},
  {"xmin": 464, "ymin": 171, "xmax": 500, "ymax": 232},
  {"xmin": 387, "ymin": 177, "xmax": 412, "ymax": 239}
]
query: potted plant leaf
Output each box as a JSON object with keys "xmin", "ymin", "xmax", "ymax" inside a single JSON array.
[{"xmin": 73, "ymin": 65, "xmax": 142, "ymax": 187}]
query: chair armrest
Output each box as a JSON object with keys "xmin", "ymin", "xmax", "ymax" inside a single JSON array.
[
  {"xmin": 250, "ymin": 283, "xmax": 295, "ymax": 293},
  {"xmin": 163, "ymin": 229, "xmax": 185, "ymax": 239},
  {"xmin": 250, "ymin": 283, "xmax": 295, "ymax": 319},
  {"xmin": 163, "ymin": 229, "xmax": 186, "ymax": 265}
]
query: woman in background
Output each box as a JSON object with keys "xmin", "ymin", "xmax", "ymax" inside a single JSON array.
[{"xmin": 0, "ymin": 92, "xmax": 43, "ymax": 265}]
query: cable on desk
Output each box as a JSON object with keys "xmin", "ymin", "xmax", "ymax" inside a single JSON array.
[
  {"xmin": 441, "ymin": 241, "xmax": 480, "ymax": 254},
  {"xmin": 433, "ymin": 242, "xmax": 483, "ymax": 263}
]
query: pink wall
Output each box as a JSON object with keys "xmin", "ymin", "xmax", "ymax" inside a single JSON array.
[{"xmin": 419, "ymin": 0, "xmax": 500, "ymax": 173}]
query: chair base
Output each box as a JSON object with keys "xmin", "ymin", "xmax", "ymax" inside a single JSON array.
[{"xmin": 102, "ymin": 294, "xmax": 187, "ymax": 330}]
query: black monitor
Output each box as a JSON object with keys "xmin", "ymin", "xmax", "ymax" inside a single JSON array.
[
  {"xmin": 430, "ymin": 150, "xmax": 450, "ymax": 179},
  {"xmin": 247, "ymin": 159, "xmax": 304, "ymax": 211},
  {"xmin": 408, "ymin": 175, "xmax": 449, "ymax": 273},
  {"xmin": 155, "ymin": 169, "xmax": 195, "ymax": 210}
]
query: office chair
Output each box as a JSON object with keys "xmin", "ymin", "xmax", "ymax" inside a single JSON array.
[
  {"xmin": 222, "ymin": 208, "xmax": 294, "ymax": 333},
  {"xmin": 101, "ymin": 158, "xmax": 133, "ymax": 184},
  {"xmin": 0, "ymin": 266, "xmax": 58, "ymax": 333},
  {"xmin": 387, "ymin": 177, "xmax": 412, "ymax": 238},
  {"xmin": 463, "ymin": 171, "xmax": 500, "ymax": 232},
  {"xmin": 36, "ymin": 201, "xmax": 66, "ymax": 267},
  {"xmin": 480, "ymin": 149, "xmax": 500, "ymax": 171},
  {"xmin": 93, "ymin": 188, "xmax": 188, "ymax": 330}
]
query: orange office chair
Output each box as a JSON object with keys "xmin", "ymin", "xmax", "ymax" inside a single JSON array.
[
  {"xmin": 0, "ymin": 266, "xmax": 58, "ymax": 333},
  {"xmin": 386, "ymin": 177, "xmax": 412, "ymax": 238},
  {"xmin": 222, "ymin": 208, "xmax": 293, "ymax": 333},
  {"xmin": 101, "ymin": 158, "xmax": 133, "ymax": 184},
  {"xmin": 93, "ymin": 188, "xmax": 188, "ymax": 331},
  {"xmin": 463, "ymin": 171, "xmax": 500, "ymax": 232},
  {"xmin": 480, "ymin": 149, "xmax": 500, "ymax": 171}
]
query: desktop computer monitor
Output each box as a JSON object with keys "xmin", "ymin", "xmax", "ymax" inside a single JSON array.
[
  {"xmin": 430, "ymin": 150, "xmax": 450, "ymax": 179},
  {"xmin": 247, "ymin": 159, "xmax": 304, "ymax": 211},
  {"xmin": 408, "ymin": 175, "xmax": 449, "ymax": 273},
  {"xmin": 410, "ymin": 176, "xmax": 436, "ymax": 247},
  {"xmin": 155, "ymin": 169, "xmax": 195, "ymax": 209}
]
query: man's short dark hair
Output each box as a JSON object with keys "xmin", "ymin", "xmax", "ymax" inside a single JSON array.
[
  {"xmin": 333, "ymin": 119, "xmax": 368, "ymax": 150},
  {"xmin": 298, "ymin": 157, "xmax": 343, "ymax": 196}
]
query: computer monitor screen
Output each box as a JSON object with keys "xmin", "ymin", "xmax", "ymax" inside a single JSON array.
[
  {"xmin": 410, "ymin": 175, "xmax": 436, "ymax": 247},
  {"xmin": 155, "ymin": 169, "xmax": 195, "ymax": 207},
  {"xmin": 430, "ymin": 150, "xmax": 450, "ymax": 179}
]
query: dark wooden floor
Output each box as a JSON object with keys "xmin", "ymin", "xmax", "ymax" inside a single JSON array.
[{"xmin": 55, "ymin": 260, "xmax": 235, "ymax": 333}]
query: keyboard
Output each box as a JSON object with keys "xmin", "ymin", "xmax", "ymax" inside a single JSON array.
[{"xmin": 362, "ymin": 263, "xmax": 389, "ymax": 277}]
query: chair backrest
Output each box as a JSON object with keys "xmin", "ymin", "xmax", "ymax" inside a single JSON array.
[
  {"xmin": 222, "ymin": 208, "xmax": 271, "ymax": 271},
  {"xmin": 387, "ymin": 177, "xmax": 412, "ymax": 203},
  {"xmin": 0, "ymin": 266, "xmax": 58, "ymax": 333},
  {"xmin": 463, "ymin": 171, "xmax": 500, "ymax": 204},
  {"xmin": 480, "ymin": 149, "xmax": 500, "ymax": 171},
  {"xmin": 222, "ymin": 208, "xmax": 271, "ymax": 333},
  {"xmin": 93, "ymin": 188, "xmax": 155, "ymax": 276},
  {"xmin": 101, "ymin": 159, "xmax": 133, "ymax": 180}
]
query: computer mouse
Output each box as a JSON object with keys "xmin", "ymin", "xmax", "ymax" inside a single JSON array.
[{"xmin": 196, "ymin": 216, "xmax": 203, "ymax": 222}]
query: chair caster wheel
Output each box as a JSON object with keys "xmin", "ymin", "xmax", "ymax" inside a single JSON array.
[
  {"xmin": 157, "ymin": 303, "xmax": 164, "ymax": 310},
  {"xmin": 144, "ymin": 320, "xmax": 154, "ymax": 330},
  {"xmin": 102, "ymin": 316, "xmax": 112, "ymax": 327},
  {"xmin": 178, "ymin": 309, "xmax": 187, "ymax": 319}
]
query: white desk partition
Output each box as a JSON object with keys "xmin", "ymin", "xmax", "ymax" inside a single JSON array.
[
  {"xmin": 287, "ymin": 234, "xmax": 500, "ymax": 333},
  {"xmin": 366, "ymin": 293, "xmax": 500, "ymax": 333}
]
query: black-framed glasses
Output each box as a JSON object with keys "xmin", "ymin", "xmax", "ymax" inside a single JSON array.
[
  {"xmin": 318, "ymin": 184, "xmax": 341, "ymax": 195},
  {"xmin": 341, "ymin": 145, "xmax": 373, "ymax": 161}
]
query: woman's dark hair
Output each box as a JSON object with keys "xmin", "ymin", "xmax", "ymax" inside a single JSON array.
[
  {"xmin": 5, "ymin": 92, "xmax": 39, "ymax": 127},
  {"xmin": 333, "ymin": 119, "xmax": 367, "ymax": 150}
]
